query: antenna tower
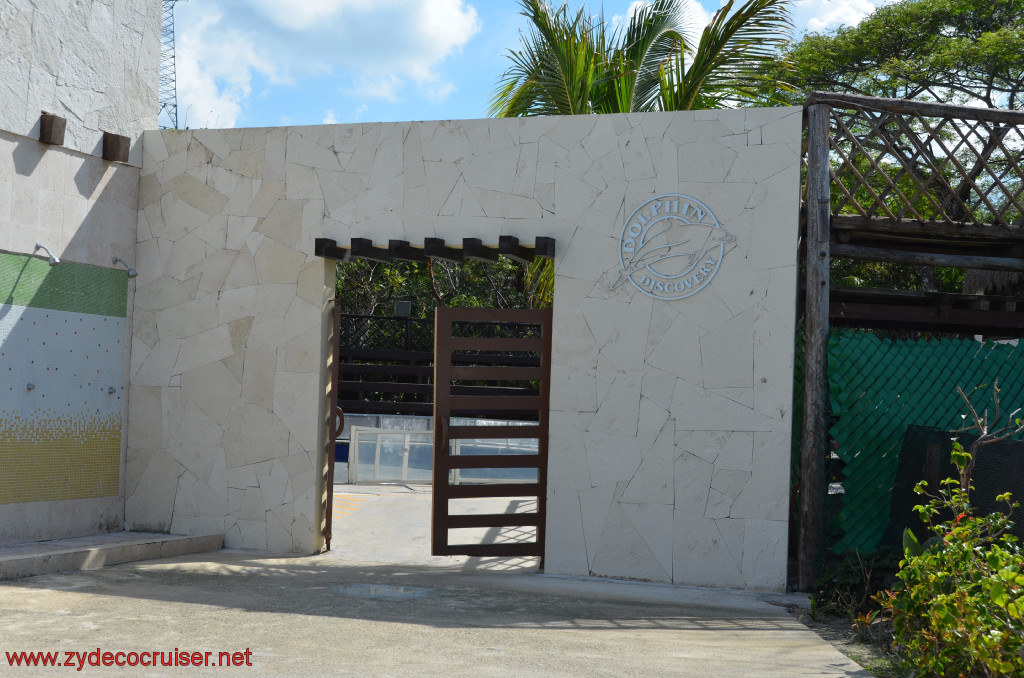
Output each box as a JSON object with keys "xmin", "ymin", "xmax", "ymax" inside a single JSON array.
[{"xmin": 158, "ymin": 0, "xmax": 184, "ymax": 129}]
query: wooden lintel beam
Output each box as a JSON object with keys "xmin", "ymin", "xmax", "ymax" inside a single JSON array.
[
  {"xmin": 102, "ymin": 131, "xmax": 130, "ymax": 163},
  {"xmin": 831, "ymin": 242, "xmax": 1024, "ymax": 272},
  {"xmin": 39, "ymin": 113, "xmax": 66, "ymax": 146},
  {"xmin": 535, "ymin": 236, "xmax": 556, "ymax": 258},
  {"xmin": 806, "ymin": 91, "xmax": 1024, "ymax": 125},
  {"xmin": 424, "ymin": 237, "xmax": 463, "ymax": 263},
  {"xmin": 831, "ymin": 214, "xmax": 1024, "ymax": 244},
  {"xmin": 463, "ymin": 237, "xmax": 499, "ymax": 262},
  {"xmin": 389, "ymin": 240, "xmax": 428, "ymax": 263},
  {"xmin": 314, "ymin": 238, "xmax": 352, "ymax": 262},
  {"xmin": 498, "ymin": 235, "xmax": 533, "ymax": 263},
  {"xmin": 350, "ymin": 237, "xmax": 391, "ymax": 262},
  {"xmin": 318, "ymin": 235, "xmax": 558, "ymax": 265}
]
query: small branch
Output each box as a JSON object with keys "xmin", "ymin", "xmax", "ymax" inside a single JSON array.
[{"xmin": 957, "ymin": 385, "xmax": 984, "ymax": 431}]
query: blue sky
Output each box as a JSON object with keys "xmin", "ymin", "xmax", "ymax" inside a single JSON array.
[{"xmin": 167, "ymin": 0, "xmax": 895, "ymax": 130}]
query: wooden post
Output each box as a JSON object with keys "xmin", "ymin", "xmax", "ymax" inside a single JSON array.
[{"xmin": 799, "ymin": 103, "xmax": 832, "ymax": 591}]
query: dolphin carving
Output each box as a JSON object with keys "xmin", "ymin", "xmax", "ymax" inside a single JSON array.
[{"xmin": 612, "ymin": 217, "xmax": 736, "ymax": 290}]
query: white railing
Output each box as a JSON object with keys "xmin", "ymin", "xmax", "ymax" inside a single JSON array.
[{"xmin": 347, "ymin": 426, "xmax": 537, "ymax": 484}]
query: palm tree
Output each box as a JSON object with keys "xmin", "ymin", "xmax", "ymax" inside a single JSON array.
[{"xmin": 489, "ymin": 0, "xmax": 793, "ymax": 118}]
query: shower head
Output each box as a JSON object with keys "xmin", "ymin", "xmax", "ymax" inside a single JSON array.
[
  {"xmin": 112, "ymin": 257, "xmax": 137, "ymax": 279},
  {"xmin": 34, "ymin": 243, "xmax": 60, "ymax": 266}
]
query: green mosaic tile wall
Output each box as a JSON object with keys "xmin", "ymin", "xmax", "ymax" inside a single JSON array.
[{"xmin": 0, "ymin": 251, "xmax": 127, "ymax": 318}]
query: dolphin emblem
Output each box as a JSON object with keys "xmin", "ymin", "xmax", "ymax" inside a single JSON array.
[{"xmin": 611, "ymin": 217, "xmax": 736, "ymax": 290}]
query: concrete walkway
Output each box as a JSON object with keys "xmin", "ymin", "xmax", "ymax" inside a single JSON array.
[
  {"xmin": 0, "ymin": 532, "xmax": 222, "ymax": 581},
  {"xmin": 0, "ymin": 486, "xmax": 870, "ymax": 676},
  {"xmin": 0, "ymin": 550, "xmax": 869, "ymax": 677}
]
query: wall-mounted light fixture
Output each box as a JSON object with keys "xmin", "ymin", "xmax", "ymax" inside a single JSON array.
[
  {"xmin": 34, "ymin": 243, "xmax": 60, "ymax": 266},
  {"xmin": 112, "ymin": 257, "xmax": 137, "ymax": 278}
]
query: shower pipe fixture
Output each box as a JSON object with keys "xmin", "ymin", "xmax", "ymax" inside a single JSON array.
[
  {"xmin": 112, "ymin": 257, "xmax": 137, "ymax": 278},
  {"xmin": 34, "ymin": 243, "xmax": 60, "ymax": 266}
]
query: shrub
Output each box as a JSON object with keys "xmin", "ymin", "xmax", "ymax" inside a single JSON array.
[
  {"xmin": 875, "ymin": 442, "xmax": 1024, "ymax": 677},
  {"xmin": 812, "ymin": 549, "xmax": 898, "ymax": 619}
]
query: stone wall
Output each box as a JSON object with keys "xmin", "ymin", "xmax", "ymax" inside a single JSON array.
[
  {"xmin": 131, "ymin": 108, "xmax": 801, "ymax": 588},
  {"xmin": 128, "ymin": 129, "xmax": 332, "ymax": 551},
  {"xmin": 0, "ymin": 0, "xmax": 160, "ymax": 165}
]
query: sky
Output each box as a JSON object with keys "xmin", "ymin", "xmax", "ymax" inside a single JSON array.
[{"xmin": 166, "ymin": 0, "xmax": 897, "ymax": 130}]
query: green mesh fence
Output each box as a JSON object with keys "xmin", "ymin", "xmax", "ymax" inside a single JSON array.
[{"xmin": 827, "ymin": 330, "xmax": 1024, "ymax": 554}]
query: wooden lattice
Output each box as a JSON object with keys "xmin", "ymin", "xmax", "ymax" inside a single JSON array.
[{"xmin": 813, "ymin": 93, "xmax": 1024, "ymax": 228}]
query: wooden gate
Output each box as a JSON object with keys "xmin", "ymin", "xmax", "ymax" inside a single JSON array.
[{"xmin": 431, "ymin": 307, "xmax": 552, "ymax": 559}]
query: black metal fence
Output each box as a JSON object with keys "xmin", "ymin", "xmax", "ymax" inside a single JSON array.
[{"xmin": 336, "ymin": 313, "xmax": 542, "ymax": 418}]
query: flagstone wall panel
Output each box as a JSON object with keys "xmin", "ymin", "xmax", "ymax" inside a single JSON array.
[{"xmin": 132, "ymin": 108, "xmax": 800, "ymax": 588}]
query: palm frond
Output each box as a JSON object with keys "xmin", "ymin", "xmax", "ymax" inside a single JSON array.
[
  {"xmin": 491, "ymin": 0, "xmax": 794, "ymax": 117},
  {"xmin": 658, "ymin": 0, "xmax": 794, "ymax": 110},
  {"xmin": 489, "ymin": 0, "xmax": 604, "ymax": 116}
]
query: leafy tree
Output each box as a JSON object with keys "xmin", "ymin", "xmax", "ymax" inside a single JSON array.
[
  {"xmin": 763, "ymin": 0, "xmax": 1024, "ymax": 294},
  {"xmin": 335, "ymin": 256, "xmax": 545, "ymax": 318},
  {"xmin": 764, "ymin": 0, "xmax": 1024, "ymax": 109}
]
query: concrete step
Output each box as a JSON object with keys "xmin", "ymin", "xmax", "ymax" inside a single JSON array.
[{"xmin": 0, "ymin": 531, "xmax": 223, "ymax": 581}]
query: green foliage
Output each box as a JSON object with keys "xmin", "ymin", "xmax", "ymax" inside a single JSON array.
[
  {"xmin": 876, "ymin": 444, "xmax": 1024, "ymax": 676},
  {"xmin": 763, "ymin": 0, "xmax": 1024, "ymax": 109},
  {"xmin": 902, "ymin": 528, "xmax": 924, "ymax": 558},
  {"xmin": 490, "ymin": 0, "xmax": 793, "ymax": 117},
  {"xmin": 656, "ymin": 0, "xmax": 794, "ymax": 111},
  {"xmin": 764, "ymin": 0, "xmax": 1024, "ymax": 293},
  {"xmin": 525, "ymin": 257, "xmax": 554, "ymax": 309},
  {"xmin": 335, "ymin": 256, "xmax": 550, "ymax": 318}
]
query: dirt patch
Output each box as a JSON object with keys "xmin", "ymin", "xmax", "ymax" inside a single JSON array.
[{"xmin": 776, "ymin": 604, "xmax": 899, "ymax": 677}]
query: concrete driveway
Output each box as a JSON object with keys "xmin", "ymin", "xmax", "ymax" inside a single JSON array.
[
  {"xmin": 0, "ymin": 550, "xmax": 870, "ymax": 677},
  {"xmin": 1, "ymin": 485, "xmax": 870, "ymax": 676}
]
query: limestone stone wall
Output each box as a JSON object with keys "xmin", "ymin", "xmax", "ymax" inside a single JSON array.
[
  {"xmin": 131, "ymin": 109, "xmax": 801, "ymax": 588},
  {"xmin": 0, "ymin": 0, "xmax": 160, "ymax": 165},
  {"xmin": 128, "ymin": 129, "xmax": 332, "ymax": 551}
]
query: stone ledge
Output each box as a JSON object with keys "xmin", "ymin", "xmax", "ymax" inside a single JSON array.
[{"xmin": 0, "ymin": 532, "xmax": 223, "ymax": 581}]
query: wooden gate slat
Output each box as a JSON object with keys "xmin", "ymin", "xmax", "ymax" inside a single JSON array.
[
  {"xmin": 448, "ymin": 425, "xmax": 542, "ymax": 439},
  {"xmin": 442, "ymin": 543, "xmax": 542, "ymax": 557},
  {"xmin": 448, "ymin": 514, "xmax": 541, "ymax": 529},
  {"xmin": 448, "ymin": 395, "xmax": 542, "ymax": 411},
  {"xmin": 432, "ymin": 307, "xmax": 551, "ymax": 562},
  {"xmin": 446, "ymin": 454, "xmax": 540, "ymax": 469}
]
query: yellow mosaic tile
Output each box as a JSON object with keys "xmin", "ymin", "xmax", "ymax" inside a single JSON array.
[{"xmin": 0, "ymin": 409, "xmax": 121, "ymax": 504}]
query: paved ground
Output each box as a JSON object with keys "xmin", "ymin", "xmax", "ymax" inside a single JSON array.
[
  {"xmin": 0, "ymin": 485, "xmax": 870, "ymax": 677},
  {"xmin": 327, "ymin": 482, "xmax": 540, "ymax": 570}
]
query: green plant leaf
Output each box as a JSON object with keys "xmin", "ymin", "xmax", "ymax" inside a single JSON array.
[{"xmin": 904, "ymin": 527, "xmax": 924, "ymax": 557}]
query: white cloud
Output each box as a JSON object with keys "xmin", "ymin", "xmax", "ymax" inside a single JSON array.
[
  {"xmin": 323, "ymin": 110, "xmax": 338, "ymax": 124},
  {"xmin": 173, "ymin": 0, "xmax": 480, "ymax": 127},
  {"xmin": 611, "ymin": 0, "xmax": 710, "ymax": 54},
  {"xmin": 174, "ymin": 10, "xmax": 286, "ymax": 128},
  {"xmin": 347, "ymin": 74, "xmax": 402, "ymax": 103},
  {"xmin": 795, "ymin": 0, "xmax": 897, "ymax": 33},
  {"xmin": 611, "ymin": 1, "xmax": 651, "ymax": 29},
  {"xmin": 612, "ymin": 0, "xmax": 710, "ymax": 34}
]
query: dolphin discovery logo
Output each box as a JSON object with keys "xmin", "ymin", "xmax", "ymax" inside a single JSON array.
[{"xmin": 611, "ymin": 194, "xmax": 736, "ymax": 301}]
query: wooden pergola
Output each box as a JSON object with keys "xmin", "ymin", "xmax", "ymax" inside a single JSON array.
[{"xmin": 799, "ymin": 92, "xmax": 1024, "ymax": 590}]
